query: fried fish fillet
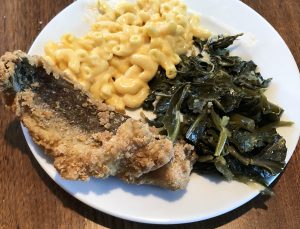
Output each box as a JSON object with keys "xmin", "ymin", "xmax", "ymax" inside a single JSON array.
[
  {"xmin": 0, "ymin": 51, "xmax": 197, "ymax": 190},
  {"xmin": 133, "ymin": 142, "xmax": 197, "ymax": 189}
]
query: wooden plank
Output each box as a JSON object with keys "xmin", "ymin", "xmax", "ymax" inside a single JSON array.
[{"xmin": 0, "ymin": 0, "xmax": 299, "ymax": 228}]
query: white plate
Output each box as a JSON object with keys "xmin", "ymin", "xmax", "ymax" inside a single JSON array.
[{"xmin": 24, "ymin": 0, "xmax": 300, "ymax": 224}]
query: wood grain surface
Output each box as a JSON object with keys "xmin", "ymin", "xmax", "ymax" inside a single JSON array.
[{"xmin": 0, "ymin": 0, "xmax": 299, "ymax": 228}]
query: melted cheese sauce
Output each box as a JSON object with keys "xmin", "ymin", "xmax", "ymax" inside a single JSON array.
[{"xmin": 44, "ymin": 0, "xmax": 210, "ymax": 110}]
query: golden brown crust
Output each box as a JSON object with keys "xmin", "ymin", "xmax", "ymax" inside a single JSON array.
[
  {"xmin": 0, "ymin": 51, "xmax": 198, "ymax": 190},
  {"xmin": 17, "ymin": 90, "xmax": 174, "ymax": 180},
  {"xmin": 131, "ymin": 141, "xmax": 197, "ymax": 190},
  {"xmin": 0, "ymin": 51, "xmax": 175, "ymax": 181}
]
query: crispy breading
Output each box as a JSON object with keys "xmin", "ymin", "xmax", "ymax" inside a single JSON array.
[
  {"xmin": 131, "ymin": 142, "xmax": 197, "ymax": 190},
  {"xmin": 22, "ymin": 100, "xmax": 174, "ymax": 180},
  {"xmin": 0, "ymin": 51, "xmax": 197, "ymax": 190}
]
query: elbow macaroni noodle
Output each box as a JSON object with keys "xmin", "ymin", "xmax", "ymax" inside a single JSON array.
[{"xmin": 44, "ymin": 0, "xmax": 210, "ymax": 110}]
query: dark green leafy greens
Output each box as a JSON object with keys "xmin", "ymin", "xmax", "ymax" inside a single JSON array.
[{"xmin": 143, "ymin": 34, "xmax": 290, "ymax": 190}]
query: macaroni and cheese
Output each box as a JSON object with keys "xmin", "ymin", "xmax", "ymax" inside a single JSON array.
[{"xmin": 44, "ymin": 0, "xmax": 210, "ymax": 110}]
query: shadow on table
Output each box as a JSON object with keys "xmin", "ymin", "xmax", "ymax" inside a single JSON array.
[{"xmin": 5, "ymin": 119, "xmax": 279, "ymax": 229}]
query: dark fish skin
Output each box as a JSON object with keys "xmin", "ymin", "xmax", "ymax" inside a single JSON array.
[
  {"xmin": 0, "ymin": 51, "xmax": 196, "ymax": 190},
  {"xmin": 3, "ymin": 57, "xmax": 127, "ymax": 133}
]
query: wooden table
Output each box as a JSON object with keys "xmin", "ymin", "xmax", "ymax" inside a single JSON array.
[{"xmin": 0, "ymin": 0, "xmax": 299, "ymax": 228}]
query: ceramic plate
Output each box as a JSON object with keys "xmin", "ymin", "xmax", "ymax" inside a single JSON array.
[{"xmin": 24, "ymin": 0, "xmax": 300, "ymax": 224}]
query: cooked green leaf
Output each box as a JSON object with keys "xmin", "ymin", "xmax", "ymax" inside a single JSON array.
[
  {"xmin": 163, "ymin": 84, "xmax": 190, "ymax": 142},
  {"xmin": 214, "ymin": 156, "xmax": 234, "ymax": 181},
  {"xmin": 143, "ymin": 34, "xmax": 290, "ymax": 190},
  {"xmin": 210, "ymin": 108, "xmax": 230, "ymax": 156}
]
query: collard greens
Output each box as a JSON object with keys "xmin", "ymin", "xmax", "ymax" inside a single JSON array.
[{"xmin": 143, "ymin": 34, "xmax": 291, "ymax": 188}]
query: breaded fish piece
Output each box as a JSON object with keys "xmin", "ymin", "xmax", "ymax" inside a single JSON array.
[
  {"xmin": 0, "ymin": 51, "xmax": 197, "ymax": 190},
  {"xmin": 130, "ymin": 142, "xmax": 197, "ymax": 190},
  {"xmin": 0, "ymin": 51, "xmax": 173, "ymax": 180}
]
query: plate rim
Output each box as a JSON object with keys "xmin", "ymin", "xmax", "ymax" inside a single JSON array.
[{"xmin": 24, "ymin": 0, "xmax": 300, "ymax": 224}]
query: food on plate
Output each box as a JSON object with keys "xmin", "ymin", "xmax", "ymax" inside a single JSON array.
[
  {"xmin": 0, "ymin": 0, "xmax": 291, "ymax": 192},
  {"xmin": 131, "ymin": 141, "xmax": 197, "ymax": 189},
  {"xmin": 0, "ymin": 51, "xmax": 197, "ymax": 190},
  {"xmin": 44, "ymin": 0, "xmax": 210, "ymax": 110},
  {"xmin": 143, "ymin": 34, "xmax": 290, "ymax": 188}
]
